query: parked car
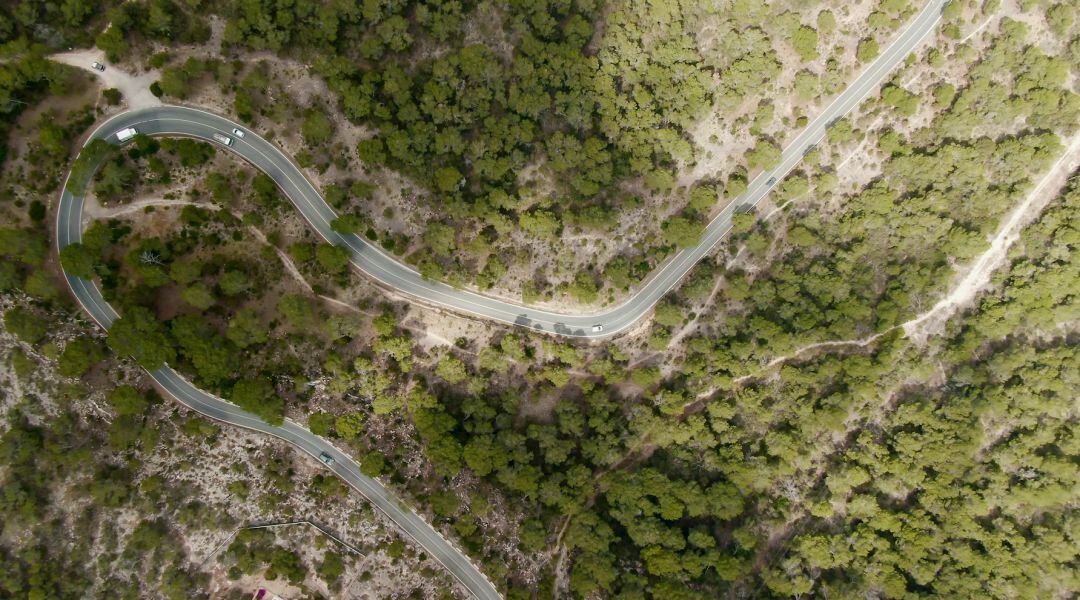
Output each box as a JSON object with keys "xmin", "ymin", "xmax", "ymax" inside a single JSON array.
[{"xmin": 91, "ymin": 61, "xmax": 105, "ymax": 72}]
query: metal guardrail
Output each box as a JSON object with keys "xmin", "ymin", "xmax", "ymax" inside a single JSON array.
[{"xmin": 198, "ymin": 517, "xmax": 365, "ymax": 569}]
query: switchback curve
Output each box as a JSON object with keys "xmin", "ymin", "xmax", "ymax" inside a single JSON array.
[{"xmin": 54, "ymin": 3, "xmax": 947, "ymax": 597}]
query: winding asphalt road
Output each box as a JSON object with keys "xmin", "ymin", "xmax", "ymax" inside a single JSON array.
[
  {"xmin": 57, "ymin": 211, "xmax": 502, "ymax": 599},
  {"xmin": 55, "ymin": 2, "xmax": 946, "ymax": 598}
]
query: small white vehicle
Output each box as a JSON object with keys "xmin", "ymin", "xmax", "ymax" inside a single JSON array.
[
  {"xmin": 115, "ymin": 127, "xmax": 137, "ymax": 142},
  {"xmin": 319, "ymin": 452, "xmax": 335, "ymax": 466},
  {"xmin": 231, "ymin": 128, "xmax": 245, "ymax": 138},
  {"xmin": 91, "ymin": 61, "xmax": 105, "ymax": 72},
  {"xmin": 766, "ymin": 177, "xmax": 777, "ymax": 186},
  {"xmin": 212, "ymin": 132, "xmax": 233, "ymax": 146},
  {"xmin": 591, "ymin": 324, "xmax": 604, "ymax": 333}
]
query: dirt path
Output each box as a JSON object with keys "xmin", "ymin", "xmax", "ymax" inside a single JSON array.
[
  {"xmin": 697, "ymin": 134, "xmax": 1080, "ymax": 384},
  {"xmin": 50, "ymin": 49, "xmax": 161, "ymax": 109},
  {"xmin": 87, "ymin": 197, "xmax": 204, "ymax": 220},
  {"xmin": 599, "ymin": 132, "xmax": 1080, "ymax": 517},
  {"xmin": 903, "ymin": 134, "xmax": 1080, "ymax": 342},
  {"xmin": 667, "ymin": 133, "xmax": 1080, "ymax": 381},
  {"xmin": 960, "ymin": 14, "xmax": 996, "ymax": 43},
  {"xmin": 594, "ymin": 138, "xmax": 1080, "ymax": 591},
  {"xmin": 760, "ymin": 198, "xmax": 796, "ymax": 222},
  {"xmin": 714, "ymin": 136, "xmax": 1080, "ymax": 583}
]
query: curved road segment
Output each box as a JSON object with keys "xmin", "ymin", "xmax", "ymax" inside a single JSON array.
[
  {"xmin": 56, "ymin": 2, "xmax": 945, "ymax": 598},
  {"xmin": 55, "ymin": 252, "xmax": 502, "ymax": 598}
]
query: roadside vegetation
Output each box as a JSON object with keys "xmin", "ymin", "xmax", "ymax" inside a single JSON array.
[
  {"xmin": 0, "ymin": 1, "xmax": 1078, "ymax": 599},
  {"xmin": 93, "ymin": 0, "xmax": 919, "ymax": 307}
]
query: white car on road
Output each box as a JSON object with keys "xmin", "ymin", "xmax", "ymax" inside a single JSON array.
[
  {"xmin": 91, "ymin": 61, "xmax": 105, "ymax": 71},
  {"xmin": 115, "ymin": 127, "xmax": 137, "ymax": 142},
  {"xmin": 231, "ymin": 128, "xmax": 245, "ymax": 138}
]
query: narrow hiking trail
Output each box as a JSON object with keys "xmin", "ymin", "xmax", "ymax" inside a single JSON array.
[
  {"xmin": 721, "ymin": 133, "xmax": 1079, "ymax": 582},
  {"xmin": 86, "ymin": 197, "xmax": 203, "ymax": 220},
  {"xmin": 902, "ymin": 134, "xmax": 1080, "ymax": 342},
  {"xmin": 628, "ymin": 133, "xmax": 1080, "ymax": 379},
  {"xmin": 716, "ymin": 132, "xmax": 1080, "ymax": 391},
  {"xmin": 560, "ymin": 134, "xmax": 1080, "ymax": 583}
]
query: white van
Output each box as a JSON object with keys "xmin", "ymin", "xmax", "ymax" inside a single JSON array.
[
  {"xmin": 212, "ymin": 133, "xmax": 233, "ymax": 146},
  {"xmin": 115, "ymin": 127, "xmax": 137, "ymax": 142}
]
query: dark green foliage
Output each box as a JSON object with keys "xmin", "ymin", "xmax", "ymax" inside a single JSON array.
[
  {"xmin": 120, "ymin": 234, "xmax": 165, "ymax": 286},
  {"xmin": 324, "ymin": 184, "xmax": 348, "ymax": 209},
  {"xmin": 161, "ymin": 138, "xmax": 215, "ymax": 167},
  {"xmin": 108, "ymin": 385, "xmax": 151, "ymax": 416},
  {"xmin": 2, "ymin": 5, "xmax": 1077, "ymax": 599},
  {"xmin": 171, "ymin": 314, "xmax": 237, "ymax": 386},
  {"xmin": 0, "ymin": 410, "xmax": 98, "ymax": 597},
  {"xmin": 662, "ymin": 215, "xmax": 705, "ymax": 249},
  {"xmin": 564, "ymin": 271, "xmax": 599, "ymax": 304},
  {"xmin": 95, "ymin": 159, "xmax": 136, "ymax": 199},
  {"xmin": 57, "ymin": 338, "xmax": 105, "ymax": 377},
  {"xmin": 251, "ymin": 173, "xmax": 280, "ymax": 208},
  {"xmin": 102, "ymin": 88, "xmax": 122, "ymax": 105},
  {"xmin": 230, "ymin": 377, "xmax": 284, "ymax": 425},
  {"xmin": 181, "ymin": 282, "xmax": 215, "ymax": 309},
  {"xmin": 96, "ymin": 0, "xmax": 210, "ymax": 61},
  {"xmin": 318, "ymin": 551, "xmax": 345, "ymax": 584},
  {"xmin": 59, "ymin": 243, "xmax": 98, "ymax": 279},
  {"xmin": 0, "ymin": 228, "xmax": 47, "ymax": 267},
  {"xmin": 204, "ymin": 171, "xmax": 235, "ymax": 202},
  {"xmin": 210, "ymin": 0, "xmax": 725, "ymax": 296},
  {"xmin": 226, "ymin": 308, "xmax": 268, "ymax": 349},
  {"xmin": 68, "ymin": 139, "xmax": 117, "ymax": 196},
  {"xmin": 301, "ymin": 108, "xmax": 333, "ymax": 146},
  {"xmin": 856, "ymin": 37, "xmax": 879, "ymax": 62},
  {"xmin": 0, "ymin": 48, "xmax": 81, "ymax": 167},
  {"xmin": 310, "ymin": 474, "xmax": 347, "ymax": 500},
  {"xmin": 107, "ymin": 306, "xmax": 175, "ymax": 370},
  {"xmin": 278, "ymin": 293, "xmax": 315, "ymax": 330},
  {"xmin": 315, "ymin": 243, "xmax": 351, "ymax": 276},
  {"xmin": 3, "ymin": 306, "xmax": 47, "ymax": 344},
  {"xmin": 652, "ymin": 299, "xmax": 684, "ymax": 328},
  {"xmin": 157, "ymin": 57, "xmax": 211, "ymax": 99},
  {"xmin": 225, "ymin": 528, "xmax": 307, "ymax": 584},
  {"xmin": 331, "ymin": 214, "xmax": 366, "ymax": 234},
  {"xmin": 360, "ymin": 451, "xmax": 386, "ymax": 477},
  {"xmin": 308, "ymin": 412, "xmax": 335, "ymax": 437}
]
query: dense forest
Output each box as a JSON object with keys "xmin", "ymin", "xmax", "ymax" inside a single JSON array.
[
  {"xmin": 91, "ymin": 0, "xmax": 920, "ymax": 302},
  {"xmin": 0, "ymin": 0, "xmax": 1078, "ymax": 598}
]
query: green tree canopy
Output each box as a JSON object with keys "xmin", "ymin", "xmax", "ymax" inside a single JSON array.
[
  {"xmin": 662, "ymin": 216, "xmax": 705, "ymax": 249},
  {"xmin": 107, "ymin": 306, "xmax": 176, "ymax": 370},
  {"xmin": 230, "ymin": 377, "xmax": 284, "ymax": 425}
]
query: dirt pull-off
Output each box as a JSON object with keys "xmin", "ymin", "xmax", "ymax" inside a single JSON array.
[{"xmin": 50, "ymin": 49, "xmax": 161, "ymax": 109}]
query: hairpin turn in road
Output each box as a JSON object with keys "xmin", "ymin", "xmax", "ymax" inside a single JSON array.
[{"xmin": 55, "ymin": 3, "xmax": 947, "ymax": 597}]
